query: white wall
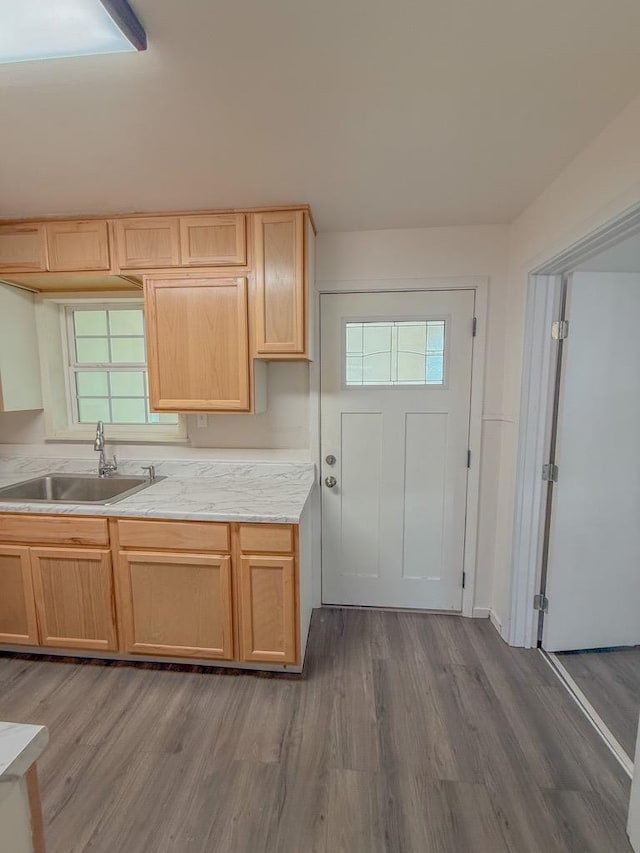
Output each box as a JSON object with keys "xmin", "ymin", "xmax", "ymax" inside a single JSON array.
[
  {"xmin": 317, "ymin": 224, "xmax": 510, "ymax": 615},
  {"xmin": 492, "ymin": 94, "xmax": 640, "ymax": 634}
]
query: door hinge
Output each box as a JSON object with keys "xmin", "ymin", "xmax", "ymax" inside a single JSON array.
[
  {"xmin": 551, "ymin": 320, "xmax": 569, "ymax": 340},
  {"xmin": 533, "ymin": 593, "xmax": 549, "ymax": 613},
  {"xmin": 462, "ymin": 571, "xmax": 466, "ymax": 589},
  {"xmin": 472, "ymin": 317, "xmax": 477, "ymax": 337},
  {"xmin": 467, "ymin": 449, "xmax": 471, "ymax": 468},
  {"xmin": 542, "ymin": 462, "xmax": 558, "ymax": 482}
]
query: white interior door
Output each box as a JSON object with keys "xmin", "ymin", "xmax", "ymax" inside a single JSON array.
[
  {"xmin": 320, "ymin": 290, "xmax": 474, "ymax": 610},
  {"xmin": 543, "ymin": 272, "xmax": 640, "ymax": 651}
]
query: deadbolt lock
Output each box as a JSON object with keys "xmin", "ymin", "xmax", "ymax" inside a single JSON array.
[{"xmin": 325, "ymin": 454, "xmax": 336, "ymax": 465}]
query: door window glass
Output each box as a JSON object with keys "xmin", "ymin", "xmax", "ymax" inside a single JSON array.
[{"xmin": 345, "ymin": 320, "xmax": 445, "ymax": 386}]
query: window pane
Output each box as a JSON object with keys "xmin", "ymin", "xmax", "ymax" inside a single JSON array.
[
  {"xmin": 110, "ymin": 337, "xmax": 145, "ymax": 363},
  {"xmin": 345, "ymin": 320, "xmax": 445, "ymax": 386},
  {"xmin": 109, "ymin": 371, "xmax": 145, "ymax": 396},
  {"xmin": 78, "ymin": 398, "xmax": 111, "ymax": 423},
  {"xmin": 109, "ymin": 309, "xmax": 144, "ymax": 335},
  {"xmin": 74, "ymin": 310, "xmax": 107, "ymax": 336},
  {"xmin": 148, "ymin": 411, "xmax": 179, "ymax": 425},
  {"xmin": 426, "ymin": 355, "xmax": 444, "ymax": 383},
  {"xmin": 112, "ymin": 398, "xmax": 147, "ymax": 423},
  {"xmin": 75, "ymin": 371, "xmax": 109, "ymax": 396},
  {"xmin": 76, "ymin": 337, "xmax": 109, "ymax": 363}
]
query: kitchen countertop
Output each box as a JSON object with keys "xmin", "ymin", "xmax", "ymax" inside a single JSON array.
[
  {"xmin": 0, "ymin": 458, "xmax": 316, "ymax": 524},
  {"xmin": 0, "ymin": 721, "xmax": 48, "ymax": 784}
]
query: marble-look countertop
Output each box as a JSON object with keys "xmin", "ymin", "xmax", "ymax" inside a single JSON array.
[
  {"xmin": 0, "ymin": 457, "xmax": 316, "ymax": 524},
  {"xmin": 0, "ymin": 721, "xmax": 48, "ymax": 782}
]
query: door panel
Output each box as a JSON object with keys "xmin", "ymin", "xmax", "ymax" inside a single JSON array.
[
  {"xmin": 321, "ymin": 290, "xmax": 474, "ymax": 610},
  {"xmin": 238, "ymin": 555, "xmax": 297, "ymax": 663},
  {"xmin": 543, "ymin": 272, "xmax": 640, "ymax": 651},
  {"xmin": 0, "ymin": 546, "xmax": 39, "ymax": 645},
  {"xmin": 30, "ymin": 547, "xmax": 117, "ymax": 650}
]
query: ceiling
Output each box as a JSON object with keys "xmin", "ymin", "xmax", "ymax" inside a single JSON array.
[{"xmin": 1, "ymin": 0, "xmax": 640, "ymax": 231}]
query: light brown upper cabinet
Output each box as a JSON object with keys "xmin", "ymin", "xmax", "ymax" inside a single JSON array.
[
  {"xmin": 45, "ymin": 220, "xmax": 110, "ymax": 271},
  {"xmin": 253, "ymin": 210, "xmax": 306, "ymax": 357},
  {"xmin": 0, "ymin": 224, "xmax": 47, "ymax": 272},
  {"xmin": 180, "ymin": 214, "xmax": 246, "ymax": 266},
  {"xmin": 115, "ymin": 217, "xmax": 181, "ymax": 269},
  {"xmin": 144, "ymin": 274, "xmax": 250, "ymax": 411}
]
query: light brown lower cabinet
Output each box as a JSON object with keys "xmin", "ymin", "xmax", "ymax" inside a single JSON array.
[
  {"xmin": 30, "ymin": 547, "xmax": 117, "ymax": 651},
  {"xmin": 238, "ymin": 555, "xmax": 297, "ymax": 664},
  {"xmin": 0, "ymin": 515, "xmax": 306, "ymax": 669},
  {"xmin": 0, "ymin": 545, "xmax": 39, "ymax": 645},
  {"xmin": 117, "ymin": 550, "xmax": 233, "ymax": 660}
]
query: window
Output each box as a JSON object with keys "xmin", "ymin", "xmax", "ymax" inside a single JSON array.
[
  {"xmin": 66, "ymin": 305, "xmax": 178, "ymax": 427},
  {"xmin": 345, "ymin": 320, "xmax": 446, "ymax": 386}
]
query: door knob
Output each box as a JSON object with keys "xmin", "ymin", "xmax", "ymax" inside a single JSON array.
[{"xmin": 325, "ymin": 476, "xmax": 337, "ymax": 488}]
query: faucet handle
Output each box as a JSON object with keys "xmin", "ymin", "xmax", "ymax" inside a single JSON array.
[{"xmin": 142, "ymin": 464, "xmax": 156, "ymax": 481}]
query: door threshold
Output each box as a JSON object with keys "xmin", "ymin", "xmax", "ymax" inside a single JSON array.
[
  {"xmin": 540, "ymin": 649, "xmax": 634, "ymax": 778},
  {"xmin": 321, "ymin": 603, "xmax": 462, "ymax": 616}
]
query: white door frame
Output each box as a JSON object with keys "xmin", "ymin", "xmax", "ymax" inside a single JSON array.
[
  {"xmin": 315, "ymin": 276, "xmax": 488, "ymax": 618},
  {"xmin": 508, "ymin": 203, "xmax": 640, "ymax": 648}
]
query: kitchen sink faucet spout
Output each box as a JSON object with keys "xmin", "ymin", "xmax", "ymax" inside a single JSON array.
[{"xmin": 94, "ymin": 421, "xmax": 118, "ymax": 477}]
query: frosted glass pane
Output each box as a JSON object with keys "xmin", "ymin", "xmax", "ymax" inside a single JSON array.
[
  {"xmin": 427, "ymin": 322, "xmax": 445, "ymax": 353},
  {"xmin": 110, "ymin": 371, "xmax": 145, "ymax": 396},
  {"xmin": 74, "ymin": 310, "xmax": 107, "ymax": 336},
  {"xmin": 75, "ymin": 371, "xmax": 108, "ymax": 396},
  {"xmin": 78, "ymin": 398, "xmax": 110, "ymax": 423},
  {"xmin": 76, "ymin": 337, "xmax": 109, "ymax": 363},
  {"xmin": 112, "ymin": 398, "xmax": 146, "ymax": 423},
  {"xmin": 345, "ymin": 320, "xmax": 445, "ymax": 386},
  {"xmin": 397, "ymin": 352, "xmax": 427, "ymax": 383},
  {"xmin": 363, "ymin": 324, "xmax": 392, "ymax": 355},
  {"xmin": 111, "ymin": 337, "xmax": 145, "ymax": 363},
  {"xmin": 346, "ymin": 324, "xmax": 364, "ymax": 355},
  {"xmin": 426, "ymin": 355, "xmax": 444, "ymax": 383},
  {"xmin": 397, "ymin": 323, "xmax": 426, "ymax": 354},
  {"xmin": 363, "ymin": 352, "xmax": 392, "ymax": 384},
  {"xmin": 346, "ymin": 356, "xmax": 363, "ymax": 384},
  {"xmin": 109, "ymin": 310, "xmax": 144, "ymax": 335}
]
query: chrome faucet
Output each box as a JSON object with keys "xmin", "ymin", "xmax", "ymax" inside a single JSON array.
[{"xmin": 94, "ymin": 421, "xmax": 118, "ymax": 478}]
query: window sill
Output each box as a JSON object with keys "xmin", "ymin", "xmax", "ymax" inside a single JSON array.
[{"xmin": 44, "ymin": 428, "xmax": 189, "ymax": 445}]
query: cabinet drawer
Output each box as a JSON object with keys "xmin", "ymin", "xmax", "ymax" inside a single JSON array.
[
  {"xmin": 0, "ymin": 514, "xmax": 109, "ymax": 546},
  {"xmin": 238, "ymin": 524, "xmax": 294, "ymax": 554},
  {"xmin": 117, "ymin": 519, "xmax": 230, "ymax": 552}
]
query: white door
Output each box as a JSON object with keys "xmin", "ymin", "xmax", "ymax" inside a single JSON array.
[
  {"xmin": 320, "ymin": 290, "xmax": 474, "ymax": 610},
  {"xmin": 543, "ymin": 272, "xmax": 640, "ymax": 651}
]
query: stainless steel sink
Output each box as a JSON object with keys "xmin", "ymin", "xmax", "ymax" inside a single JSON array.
[{"xmin": 0, "ymin": 473, "xmax": 165, "ymax": 505}]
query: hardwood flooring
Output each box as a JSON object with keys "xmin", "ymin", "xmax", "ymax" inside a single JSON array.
[
  {"xmin": 0, "ymin": 609, "xmax": 633, "ymax": 853},
  {"xmin": 557, "ymin": 647, "xmax": 640, "ymax": 759}
]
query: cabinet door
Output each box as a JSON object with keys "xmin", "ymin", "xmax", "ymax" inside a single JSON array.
[
  {"xmin": 45, "ymin": 220, "xmax": 110, "ymax": 271},
  {"xmin": 118, "ymin": 551, "xmax": 233, "ymax": 659},
  {"xmin": 115, "ymin": 217, "xmax": 180, "ymax": 269},
  {"xmin": 0, "ymin": 224, "xmax": 47, "ymax": 272},
  {"xmin": 253, "ymin": 210, "xmax": 305, "ymax": 355},
  {"xmin": 238, "ymin": 555, "xmax": 297, "ymax": 663},
  {"xmin": 0, "ymin": 546, "xmax": 39, "ymax": 645},
  {"xmin": 30, "ymin": 548, "xmax": 117, "ymax": 650},
  {"xmin": 180, "ymin": 214, "xmax": 246, "ymax": 266},
  {"xmin": 145, "ymin": 275, "xmax": 250, "ymax": 411}
]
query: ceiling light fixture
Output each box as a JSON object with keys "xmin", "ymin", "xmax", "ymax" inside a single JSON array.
[{"xmin": 0, "ymin": 0, "xmax": 146, "ymax": 64}]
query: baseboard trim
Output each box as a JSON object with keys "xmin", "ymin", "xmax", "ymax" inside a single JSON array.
[
  {"xmin": 472, "ymin": 607, "xmax": 503, "ymax": 634},
  {"xmin": 541, "ymin": 650, "xmax": 634, "ymax": 778}
]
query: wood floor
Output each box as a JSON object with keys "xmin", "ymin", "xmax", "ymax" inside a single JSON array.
[
  {"xmin": 557, "ymin": 647, "xmax": 640, "ymax": 759},
  {"xmin": 0, "ymin": 609, "xmax": 633, "ymax": 853}
]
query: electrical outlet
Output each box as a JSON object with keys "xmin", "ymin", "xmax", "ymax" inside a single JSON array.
[{"xmin": 196, "ymin": 414, "xmax": 208, "ymax": 428}]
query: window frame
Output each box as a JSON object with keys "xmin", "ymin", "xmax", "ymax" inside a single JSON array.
[{"xmin": 37, "ymin": 295, "xmax": 187, "ymax": 444}]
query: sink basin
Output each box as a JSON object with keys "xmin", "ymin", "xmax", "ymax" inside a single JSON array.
[{"xmin": 0, "ymin": 473, "xmax": 165, "ymax": 505}]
